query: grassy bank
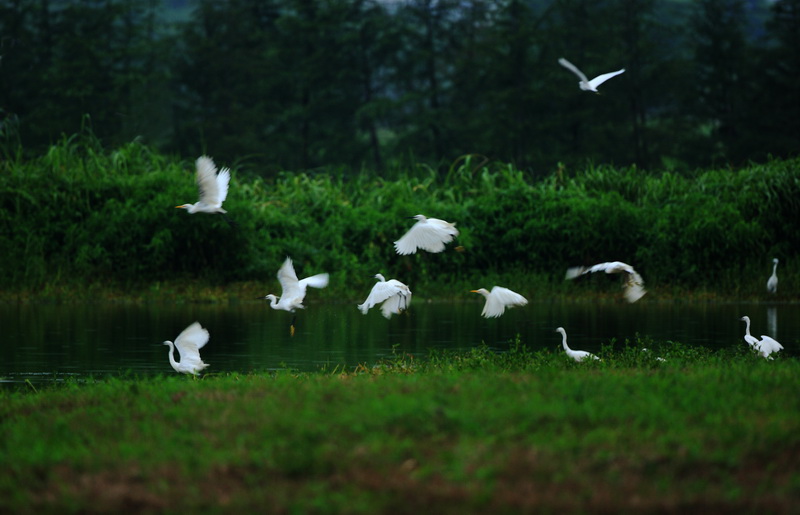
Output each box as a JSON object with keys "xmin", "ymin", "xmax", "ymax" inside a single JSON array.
[
  {"xmin": 2, "ymin": 344, "xmax": 799, "ymax": 512},
  {"xmin": 1, "ymin": 135, "xmax": 798, "ymax": 301}
]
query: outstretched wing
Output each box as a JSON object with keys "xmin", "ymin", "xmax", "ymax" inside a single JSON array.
[
  {"xmin": 174, "ymin": 322, "xmax": 209, "ymax": 368},
  {"xmin": 195, "ymin": 156, "xmax": 222, "ymax": 206},
  {"xmin": 588, "ymin": 68, "xmax": 625, "ymax": 90},
  {"xmin": 215, "ymin": 167, "xmax": 230, "ymax": 204},
  {"xmin": 558, "ymin": 58, "xmax": 589, "ymax": 83},
  {"xmin": 359, "ymin": 280, "xmax": 402, "ymax": 313},
  {"xmin": 394, "ymin": 219, "xmax": 458, "ymax": 255},
  {"xmin": 758, "ymin": 335, "xmax": 784, "ymax": 355},
  {"xmin": 482, "ymin": 287, "xmax": 528, "ymax": 318},
  {"xmin": 380, "ymin": 291, "xmax": 411, "ymax": 319},
  {"xmin": 299, "ymin": 273, "xmax": 329, "ymax": 292}
]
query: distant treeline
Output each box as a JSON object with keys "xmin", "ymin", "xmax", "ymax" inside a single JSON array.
[
  {"xmin": 0, "ymin": 135, "xmax": 796, "ymax": 294},
  {"xmin": 1, "ymin": 0, "xmax": 799, "ymax": 174}
]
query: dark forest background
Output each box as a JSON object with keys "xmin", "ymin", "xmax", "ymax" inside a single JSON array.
[{"xmin": 1, "ymin": 0, "xmax": 798, "ymax": 175}]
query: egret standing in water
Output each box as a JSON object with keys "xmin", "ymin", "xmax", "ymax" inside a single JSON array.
[
  {"xmin": 556, "ymin": 327, "xmax": 599, "ymax": 362},
  {"xmin": 162, "ymin": 321, "xmax": 210, "ymax": 376},
  {"xmin": 767, "ymin": 258, "xmax": 779, "ymax": 293},
  {"xmin": 358, "ymin": 274, "xmax": 412, "ymax": 319},
  {"xmin": 176, "ymin": 156, "xmax": 235, "ymax": 226},
  {"xmin": 394, "ymin": 214, "xmax": 459, "ymax": 255},
  {"xmin": 470, "ymin": 287, "xmax": 528, "ymax": 318},
  {"xmin": 558, "ymin": 57, "xmax": 625, "ymax": 93},
  {"xmin": 262, "ymin": 257, "xmax": 329, "ymax": 335},
  {"xmin": 565, "ymin": 261, "xmax": 646, "ymax": 303},
  {"xmin": 740, "ymin": 316, "xmax": 783, "ymax": 359}
]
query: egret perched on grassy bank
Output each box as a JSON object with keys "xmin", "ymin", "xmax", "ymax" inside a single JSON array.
[
  {"xmin": 394, "ymin": 214, "xmax": 459, "ymax": 255},
  {"xmin": 767, "ymin": 258, "xmax": 779, "ymax": 293},
  {"xmin": 558, "ymin": 57, "xmax": 625, "ymax": 93},
  {"xmin": 358, "ymin": 274, "xmax": 412, "ymax": 319},
  {"xmin": 470, "ymin": 287, "xmax": 528, "ymax": 318},
  {"xmin": 740, "ymin": 315, "xmax": 783, "ymax": 358},
  {"xmin": 556, "ymin": 327, "xmax": 599, "ymax": 362},
  {"xmin": 162, "ymin": 321, "xmax": 210, "ymax": 375},
  {"xmin": 565, "ymin": 261, "xmax": 646, "ymax": 303},
  {"xmin": 262, "ymin": 257, "xmax": 329, "ymax": 335}
]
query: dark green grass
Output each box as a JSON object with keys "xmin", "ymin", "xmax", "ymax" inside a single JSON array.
[{"xmin": 2, "ymin": 342, "xmax": 799, "ymax": 512}]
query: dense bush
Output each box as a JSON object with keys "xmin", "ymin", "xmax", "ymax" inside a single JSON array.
[{"xmin": 1, "ymin": 136, "xmax": 797, "ymax": 295}]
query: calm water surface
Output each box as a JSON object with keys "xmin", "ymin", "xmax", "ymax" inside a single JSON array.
[{"xmin": 1, "ymin": 300, "xmax": 797, "ymax": 383}]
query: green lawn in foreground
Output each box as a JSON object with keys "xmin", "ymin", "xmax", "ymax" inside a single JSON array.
[{"xmin": 1, "ymin": 343, "xmax": 799, "ymax": 513}]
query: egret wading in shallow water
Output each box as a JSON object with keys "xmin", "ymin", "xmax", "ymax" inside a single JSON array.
[
  {"xmin": 767, "ymin": 258, "xmax": 779, "ymax": 293},
  {"xmin": 394, "ymin": 214, "xmax": 459, "ymax": 255},
  {"xmin": 565, "ymin": 261, "xmax": 646, "ymax": 303},
  {"xmin": 740, "ymin": 316, "xmax": 783, "ymax": 359},
  {"xmin": 262, "ymin": 257, "xmax": 329, "ymax": 336},
  {"xmin": 556, "ymin": 327, "xmax": 599, "ymax": 362},
  {"xmin": 470, "ymin": 287, "xmax": 528, "ymax": 318},
  {"xmin": 162, "ymin": 321, "xmax": 210, "ymax": 376},
  {"xmin": 558, "ymin": 57, "xmax": 625, "ymax": 93},
  {"xmin": 358, "ymin": 274, "xmax": 412, "ymax": 319},
  {"xmin": 176, "ymin": 156, "xmax": 236, "ymax": 226}
]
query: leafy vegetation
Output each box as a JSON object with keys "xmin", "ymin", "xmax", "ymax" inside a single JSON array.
[
  {"xmin": 1, "ymin": 136, "xmax": 797, "ymax": 298},
  {"xmin": 2, "ymin": 0, "xmax": 799, "ymax": 171},
  {"xmin": 1, "ymin": 341, "xmax": 798, "ymax": 512}
]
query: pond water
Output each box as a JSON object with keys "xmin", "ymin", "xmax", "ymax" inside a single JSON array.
[{"xmin": 0, "ymin": 300, "xmax": 796, "ymax": 383}]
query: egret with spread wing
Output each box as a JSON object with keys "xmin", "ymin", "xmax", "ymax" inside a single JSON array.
[
  {"xmin": 558, "ymin": 58, "xmax": 625, "ymax": 93},
  {"xmin": 470, "ymin": 287, "xmax": 528, "ymax": 318},
  {"xmin": 740, "ymin": 316, "xmax": 783, "ymax": 358},
  {"xmin": 262, "ymin": 257, "xmax": 329, "ymax": 335},
  {"xmin": 162, "ymin": 321, "xmax": 210, "ymax": 375},
  {"xmin": 394, "ymin": 214, "xmax": 459, "ymax": 255},
  {"xmin": 358, "ymin": 274, "xmax": 412, "ymax": 319},
  {"xmin": 176, "ymin": 156, "xmax": 231, "ymax": 215},
  {"xmin": 565, "ymin": 261, "xmax": 646, "ymax": 303}
]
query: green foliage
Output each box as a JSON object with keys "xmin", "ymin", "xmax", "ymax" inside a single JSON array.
[{"xmin": 1, "ymin": 137, "xmax": 798, "ymax": 295}]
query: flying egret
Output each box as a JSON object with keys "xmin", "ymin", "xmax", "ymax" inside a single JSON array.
[
  {"xmin": 555, "ymin": 327, "xmax": 599, "ymax": 362},
  {"xmin": 558, "ymin": 57, "xmax": 625, "ymax": 93},
  {"xmin": 565, "ymin": 261, "xmax": 646, "ymax": 303},
  {"xmin": 394, "ymin": 214, "xmax": 459, "ymax": 255},
  {"xmin": 767, "ymin": 258, "xmax": 779, "ymax": 293},
  {"xmin": 358, "ymin": 274, "xmax": 412, "ymax": 319},
  {"xmin": 176, "ymin": 156, "xmax": 236, "ymax": 226},
  {"xmin": 740, "ymin": 315, "xmax": 783, "ymax": 358},
  {"xmin": 162, "ymin": 321, "xmax": 210, "ymax": 375},
  {"xmin": 262, "ymin": 257, "xmax": 329, "ymax": 335},
  {"xmin": 470, "ymin": 287, "xmax": 528, "ymax": 318}
]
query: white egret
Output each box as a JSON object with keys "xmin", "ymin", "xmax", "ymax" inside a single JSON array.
[
  {"xmin": 767, "ymin": 258, "xmax": 779, "ymax": 293},
  {"xmin": 558, "ymin": 58, "xmax": 625, "ymax": 93},
  {"xmin": 394, "ymin": 214, "xmax": 459, "ymax": 255},
  {"xmin": 470, "ymin": 287, "xmax": 528, "ymax": 318},
  {"xmin": 555, "ymin": 327, "xmax": 599, "ymax": 362},
  {"xmin": 565, "ymin": 261, "xmax": 646, "ymax": 303},
  {"xmin": 740, "ymin": 316, "xmax": 784, "ymax": 358},
  {"xmin": 358, "ymin": 274, "xmax": 412, "ymax": 319},
  {"xmin": 262, "ymin": 257, "xmax": 329, "ymax": 335},
  {"xmin": 162, "ymin": 321, "xmax": 210, "ymax": 375},
  {"xmin": 176, "ymin": 156, "xmax": 234, "ymax": 224}
]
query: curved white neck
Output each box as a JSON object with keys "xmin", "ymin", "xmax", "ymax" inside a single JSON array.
[
  {"xmin": 559, "ymin": 332, "xmax": 570, "ymax": 352},
  {"xmin": 166, "ymin": 342, "xmax": 180, "ymax": 371}
]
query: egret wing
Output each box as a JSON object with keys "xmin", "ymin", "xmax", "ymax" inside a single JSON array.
[
  {"xmin": 359, "ymin": 281, "xmax": 401, "ymax": 313},
  {"xmin": 298, "ymin": 273, "xmax": 329, "ymax": 291},
  {"xmin": 215, "ymin": 167, "xmax": 230, "ymax": 204},
  {"xmin": 758, "ymin": 335, "xmax": 784, "ymax": 354},
  {"xmin": 173, "ymin": 322, "xmax": 209, "ymax": 370},
  {"xmin": 380, "ymin": 291, "xmax": 411, "ymax": 319},
  {"xmin": 623, "ymin": 272, "xmax": 647, "ymax": 303},
  {"xmin": 587, "ymin": 68, "xmax": 625, "ymax": 89},
  {"xmin": 195, "ymin": 156, "xmax": 221, "ymax": 206},
  {"xmin": 558, "ymin": 58, "xmax": 589, "ymax": 82},
  {"xmin": 394, "ymin": 219, "xmax": 457, "ymax": 254},
  {"xmin": 277, "ymin": 257, "xmax": 301, "ymax": 298}
]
